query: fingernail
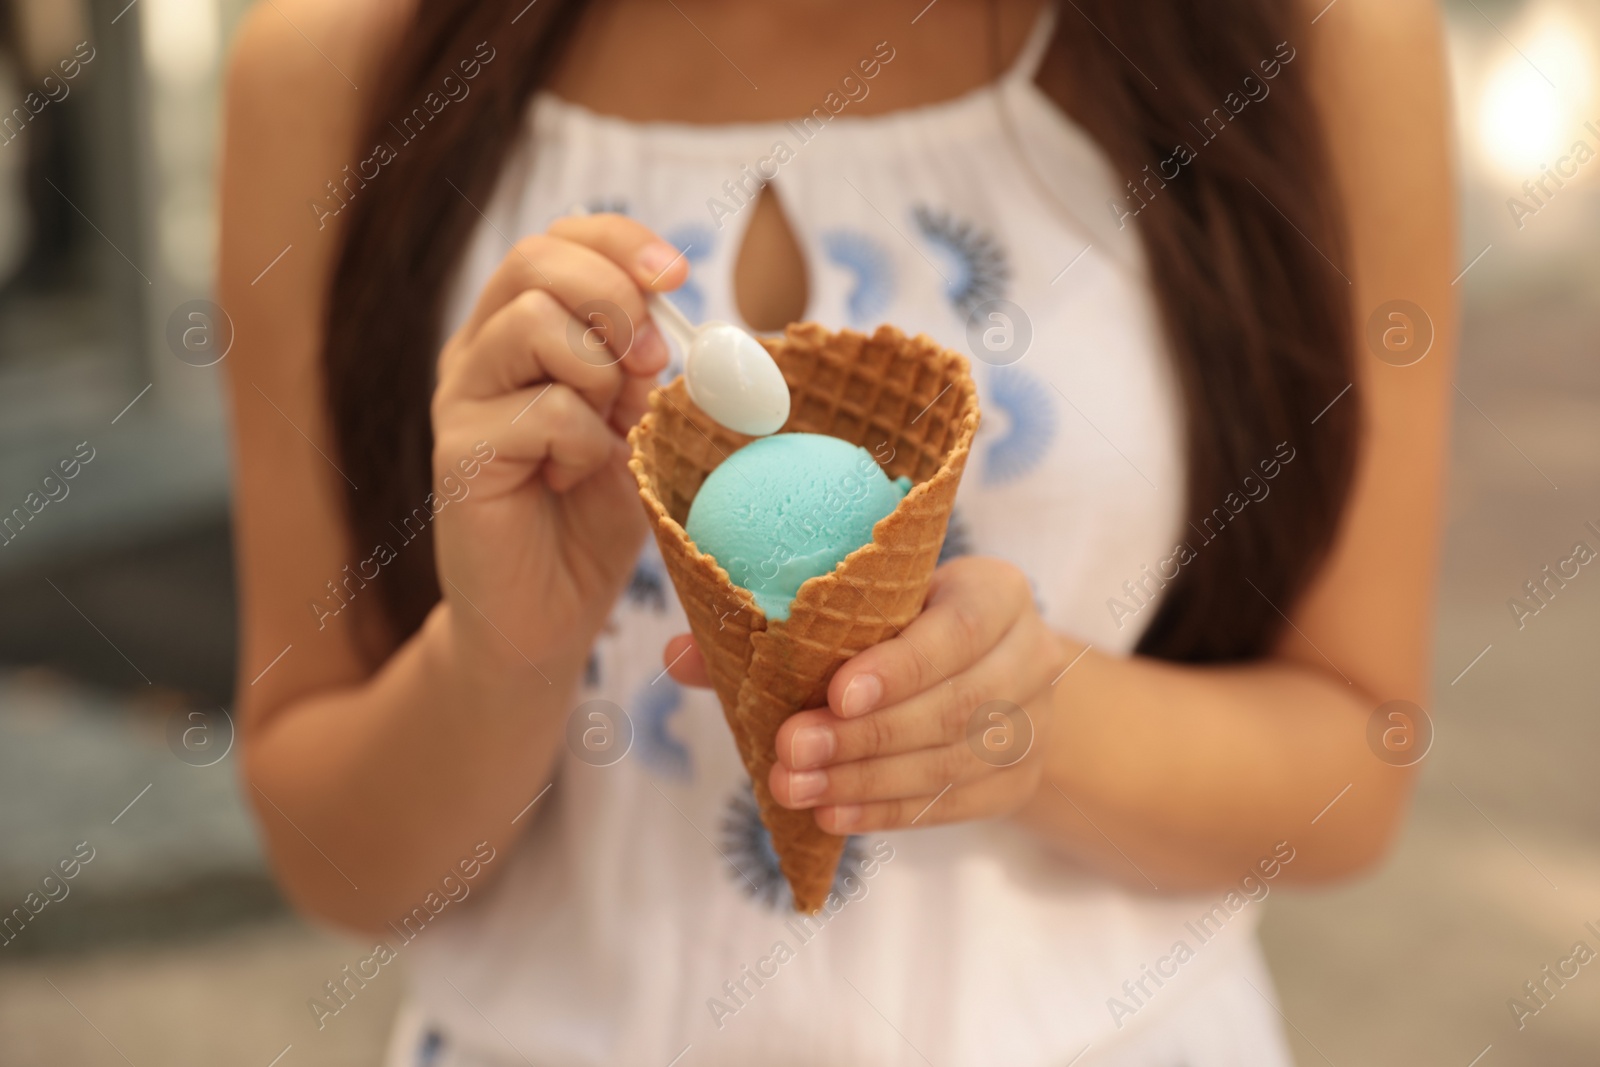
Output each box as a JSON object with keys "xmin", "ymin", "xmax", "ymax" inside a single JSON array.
[
  {"xmin": 840, "ymin": 674, "xmax": 882, "ymax": 718},
  {"xmin": 787, "ymin": 770, "xmax": 827, "ymax": 806},
  {"xmin": 828, "ymin": 804, "xmax": 861, "ymax": 831},
  {"xmin": 790, "ymin": 725, "xmax": 835, "ymax": 769},
  {"xmin": 636, "ymin": 242, "xmax": 681, "ymax": 280}
]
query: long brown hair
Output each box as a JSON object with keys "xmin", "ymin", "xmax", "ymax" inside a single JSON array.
[{"xmin": 323, "ymin": 0, "xmax": 1358, "ymax": 664}]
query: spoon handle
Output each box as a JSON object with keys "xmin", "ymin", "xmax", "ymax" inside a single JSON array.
[{"xmin": 647, "ymin": 293, "xmax": 698, "ymax": 354}]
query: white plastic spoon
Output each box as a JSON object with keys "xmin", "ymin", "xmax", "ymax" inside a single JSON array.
[{"xmin": 648, "ymin": 294, "xmax": 791, "ymax": 437}]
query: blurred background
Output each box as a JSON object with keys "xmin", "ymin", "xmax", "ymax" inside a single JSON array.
[{"xmin": 0, "ymin": 0, "xmax": 1595, "ymax": 1064}]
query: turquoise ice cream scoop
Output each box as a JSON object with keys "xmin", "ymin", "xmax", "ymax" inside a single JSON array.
[{"xmin": 685, "ymin": 433, "xmax": 912, "ymax": 621}]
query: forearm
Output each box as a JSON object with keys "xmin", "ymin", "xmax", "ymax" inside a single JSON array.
[
  {"xmin": 1014, "ymin": 644, "xmax": 1415, "ymax": 892},
  {"xmin": 245, "ymin": 604, "xmax": 577, "ymax": 934}
]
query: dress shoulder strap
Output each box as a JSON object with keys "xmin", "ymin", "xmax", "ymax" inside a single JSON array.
[{"xmin": 1005, "ymin": 2, "xmax": 1059, "ymax": 85}]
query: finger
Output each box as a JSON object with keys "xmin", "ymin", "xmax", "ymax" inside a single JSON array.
[
  {"xmin": 814, "ymin": 772, "xmax": 1028, "ymax": 835},
  {"xmin": 610, "ymin": 372, "xmax": 657, "ymax": 438},
  {"xmin": 769, "ymin": 739, "xmax": 984, "ymax": 811},
  {"xmin": 663, "ymin": 634, "xmax": 712, "ymax": 688},
  {"xmin": 547, "ymin": 215, "xmax": 690, "ymax": 378},
  {"xmin": 776, "ymin": 613, "xmax": 1048, "ymax": 770},
  {"xmin": 440, "ymin": 288, "xmax": 624, "ymax": 410},
  {"xmin": 457, "ymin": 231, "xmax": 672, "ymax": 374},
  {"xmin": 827, "ymin": 558, "xmax": 1034, "ymax": 719},
  {"xmin": 547, "ymin": 213, "xmax": 691, "ymax": 292},
  {"xmin": 441, "ymin": 383, "xmax": 622, "ymax": 493}
]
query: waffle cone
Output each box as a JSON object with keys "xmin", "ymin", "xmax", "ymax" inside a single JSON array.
[{"xmin": 628, "ymin": 323, "xmax": 980, "ymax": 913}]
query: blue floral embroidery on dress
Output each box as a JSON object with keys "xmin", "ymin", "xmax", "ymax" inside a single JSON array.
[
  {"xmin": 662, "ymin": 223, "xmax": 715, "ymax": 324},
  {"xmin": 634, "ymin": 677, "xmax": 692, "ymax": 781},
  {"xmin": 937, "ymin": 505, "xmax": 973, "ymax": 565},
  {"xmin": 415, "ymin": 1027, "xmax": 444, "ymax": 1066},
  {"xmin": 625, "ymin": 546, "xmax": 669, "ymax": 614},
  {"xmin": 912, "ymin": 205, "xmax": 1010, "ymax": 317},
  {"xmin": 719, "ymin": 783, "xmax": 866, "ymax": 910},
  {"xmin": 821, "ymin": 228, "xmax": 895, "ymax": 325},
  {"xmin": 981, "ymin": 364, "xmax": 1057, "ymax": 485}
]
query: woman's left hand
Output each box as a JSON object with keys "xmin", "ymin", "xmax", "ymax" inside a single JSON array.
[{"xmin": 663, "ymin": 556, "xmax": 1074, "ymax": 833}]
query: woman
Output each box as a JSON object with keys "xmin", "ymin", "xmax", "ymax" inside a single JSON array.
[{"xmin": 219, "ymin": 0, "xmax": 1454, "ymax": 1062}]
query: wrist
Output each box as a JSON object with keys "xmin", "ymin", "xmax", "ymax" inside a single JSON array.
[
  {"xmin": 1006, "ymin": 632, "xmax": 1091, "ymax": 830},
  {"xmin": 424, "ymin": 601, "xmax": 579, "ymax": 710}
]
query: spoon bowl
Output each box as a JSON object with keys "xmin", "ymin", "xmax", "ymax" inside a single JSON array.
[{"xmin": 649, "ymin": 296, "xmax": 791, "ymax": 437}]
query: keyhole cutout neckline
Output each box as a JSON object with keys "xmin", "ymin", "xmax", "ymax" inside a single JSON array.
[{"xmin": 731, "ymin": 184, "xmax": 811, "ymax": 333}]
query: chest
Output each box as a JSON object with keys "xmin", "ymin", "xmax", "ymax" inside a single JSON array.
[{"xmin": 546, "ymin": 0, "xmax": 1050, "ymax": 126}]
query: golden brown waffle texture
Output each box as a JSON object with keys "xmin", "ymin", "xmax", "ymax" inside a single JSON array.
[{"xmin": 628, "ymin": 322, "xmax": 980, "ymax": 913}]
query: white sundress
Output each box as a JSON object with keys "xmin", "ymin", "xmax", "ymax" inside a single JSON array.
[{"xmin": 382, "ymin": 8, "xmax": 1296, "ymax": 1066}]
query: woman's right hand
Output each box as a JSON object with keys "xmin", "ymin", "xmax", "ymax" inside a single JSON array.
[{"xmin": 429, "ymin": 214, "xmax": 688, "ymax": 675}]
